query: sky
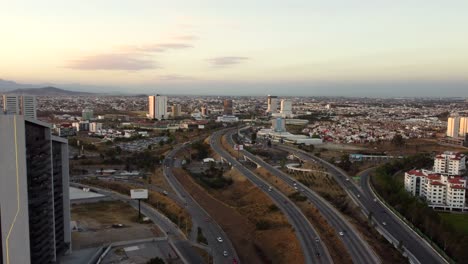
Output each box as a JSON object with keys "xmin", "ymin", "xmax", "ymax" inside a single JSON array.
[{"xmin": 0, "ymin": 0, "xmax": 467, "ymax": 97}]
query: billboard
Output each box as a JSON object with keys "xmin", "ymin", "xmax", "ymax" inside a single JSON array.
[
  {"xmin": 130, "ymin": 189, "xmax": 148, "ymax": 199},
  {"xmin": 234, "ymin": 144, "xmax": 244, "ymax": 151}
]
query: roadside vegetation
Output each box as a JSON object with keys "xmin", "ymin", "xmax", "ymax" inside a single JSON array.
[
  {"xmin": 371, "ymin": 154, "xmax": 468, "ymax": 262},
  {"xmin": 78, "ymin": 179, "xmax": 192, "ymax": 235}
]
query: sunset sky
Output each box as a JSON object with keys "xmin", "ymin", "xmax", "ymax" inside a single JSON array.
[{"xmin": 1, "ymin": 0, "xmax": 467, "ymax": 96}]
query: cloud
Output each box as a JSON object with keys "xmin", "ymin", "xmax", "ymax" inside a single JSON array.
[
  {"xmin": 157, "ymin": 74, "xmax": 198, "ymax": 81},
  {"xmin": 207, "ymin": 56, "xmax": 250, "ymax": 67},
  {"xmin": 124, "ymin": 42, "xmax": 193, "ymax": 53},
  {"xmin": 173, "ymin": 35, "xmax": 198, "ymax": 41},
  {"xmin": 66, "ymin": 53, "xmax": 158, "ymax": 71}
]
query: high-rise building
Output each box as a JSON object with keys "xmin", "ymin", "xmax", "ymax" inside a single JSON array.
[
  {"xmin": 280, "ymin": 99, "xmax": 292, "ymax": 117},
  {"xmin": 171, "ymin": 104, "xmax": 181, "ymax": 118},
  {"xmin": 447, "ymin": 116, "xmax": 460, "ymax": 137},
  {"xmin": 458, "ymin": 117, "xmax": 468, "ymax": 137},
  {"xmin": 1, "ymin": 115, "xmax": 71, "ymax": 264},
  {"xmin": 82, "ymin": 108, "xmax": 94, "ymax": 120},
  {"xmin": 267, "ymin": 95, "xmax": 278, "ymax": 113},
  {"xmin": 148, "ymin": 95, "xmax": 168, "ymax": 120},
  {"xmin": 201, "ymin": 104, "xmax": 208, "ymax": 116},
  {"xmin": 223, "ymin": 99, "xmax": 233, "ymax": 115},
  {"xmin": 2, "ymin": 94, "xmax": 37, "ymax": 119},
  {"xmin": 272, "ymin": 117, "xmax": 286, "ymax": 132}
]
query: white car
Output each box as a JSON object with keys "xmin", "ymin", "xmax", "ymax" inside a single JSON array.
[
  {"xmin": 217, "ymin": 237, "xmax": 223, "ymax": 243},
  {"xmin": 223, "ymin": 251, "xmax": 228, "ymax": 257},
  {"xmin": 268, "ymin": 187, "xmax": 272, "ymax": 192},
  {"xmin": 382, "ymin": 222, "xmax": 387, "ymax": 226},
  {"xmin": 339, "ymin": 231, "xmax": 344, "ymax": 236}
]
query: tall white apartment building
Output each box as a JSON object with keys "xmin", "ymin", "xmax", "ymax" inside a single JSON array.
[
  {"xmin": 280, "ymin": 99, "xmax": 293, "ymax": 117},
  {"xmin": 447, "ymin": 116, "xmax": 468, "ymax": 138},
  {"xmin": 459, "ymin": 117, "xmax": 468, "ymax": 137},
  {"xmin": 434, "ymin": 151, "xmax": 466, "ymax": 175},
  {"xmin": 2, "ymin": 94, "xmax": 37, "ymax": 119},
  {"xmin": 148, "ymin": 95, "xmax": 168, "ymax": 120},
  {"xmin": 267, "ymin": 95, "xmax": 278, "ymax": 113}
]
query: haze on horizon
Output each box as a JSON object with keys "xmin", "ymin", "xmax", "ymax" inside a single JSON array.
[{"xmin": 1, "ymin": 0, "xmax": 467, "ymax": 97}]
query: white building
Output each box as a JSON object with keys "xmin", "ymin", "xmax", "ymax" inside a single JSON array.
[
  {"xmin": 447, "ymin": 116, "xmax": 468, "ymax": 138},
  {"xmin": 2, "ymin": 94, "xmax": 37, "ymax": 119},
  {"xmin": 216, "ymin": 115, "xmax": 239, "ymax": 123},
  {"xmin": 272, "ymin": 117, "xmax": 286, "ymax": 132},
  {"xmin": 434, "ymin": 151, "xmax": 466, "ymax": 175},
  {"xmin": 148, "ymin": 95, "xmax": 168, "ymax": 120},
  {"xmin": 267, "ymin": 95, "xmax": 278, "ymax": 113},
  {"xmin": 90, "ymin": 122, "xmax": 103, "ymax": 133},
  {"xmin": 405, "ymin": 170, "xmax": 466, "ymax": 210},
  {"xmin": 280, "ymin": 99, "xmax": 292, "ymax": 117},
  {"xmin": 404, "ymin": 151, "xmax": 467, "ymax": 211}
]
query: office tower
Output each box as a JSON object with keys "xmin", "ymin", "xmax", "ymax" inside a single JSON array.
[
  {"xmin": 280, "ymin": 99, "xmax": 293, "ymax": 116},
  {"xmin": 272, "ymin": 117, "xmax": 286, "ymax": 132},
  {"xmin": 2, "ymin": 94, "xmax": 37, "ymax": 119},
  {"xmin": 223, "ymin": 99, "xmax": 233, "ymax": 115},
  {"xmin": 267, "ymin": 95, "xmax": 278, "ymax": 113},
  {"xmin": 82, "ymin": 108, "xmax": 94, "ymax": 120},
  {"xmin": 148, "ymin": 95, "xmax": 168, "ymax": 120},
  {"xmin": 0, "ymin": 115, "xmax": 71, "ymax": 264},
  {"xmin": 171, "ymin": 104, "xmax": 181, "ymax": 118},
  {"xmin": 447, "ymin": 117, "xmax": 460, "ymax": 138}
]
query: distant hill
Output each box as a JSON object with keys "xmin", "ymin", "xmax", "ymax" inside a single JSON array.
[{"xmin": 5, "ymin": 86, "xmax": 94, "ymax": 96}]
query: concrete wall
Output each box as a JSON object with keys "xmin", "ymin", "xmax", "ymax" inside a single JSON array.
[{"xmin": 0, "ymin": 115, "xmax": 31, "ymax": 264}]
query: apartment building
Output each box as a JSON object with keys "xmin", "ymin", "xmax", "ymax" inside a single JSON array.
[
  {"xmin": 2, "ymin": 94, "xmax": 37, "ymax": 119},
  {"xmin": 434, "ymin": 151, "xmax": 466, "ymax": 175},
  {"xmin": 0, "ymin": 114, "xmax": 71, "ymax": 264},
  {"xmin": 148, "ymin": 95, "xmax": 168, "ymax": 120},
  {"xmin": 404, "ymin": 151, "xmax": 467, "ymax": 211}
]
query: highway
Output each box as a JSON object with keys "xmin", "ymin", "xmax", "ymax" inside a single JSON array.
[
  {"xmin": 229, "ymin": 130, "xmax": 380, "ymax": 264},
  {"xmin": 276, "ymin": 144, "xmax": 447, "ymax": 264},
  {"xmin": 211, "ymin": 130, "xmax": 332, "ymax": 264},
  {"xmin": 163, "ymin": 142, "xmax": 240, "ymax": 264}
]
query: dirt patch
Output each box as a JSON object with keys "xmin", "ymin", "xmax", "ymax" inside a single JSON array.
[
  {"xmin": 71, "ymin": 200, "xmax": 162, "ymax": 249},
  {"xmin": 173, "ymin": 168, "xmax": 304, "ymax": 264}
]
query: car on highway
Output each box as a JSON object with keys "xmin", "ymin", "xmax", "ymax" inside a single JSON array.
[
  {"xmin": 382, "ymin": 222, "xmax": 387, "ymax": 226},
  {"xmin": 217, "ymin": 237, "xmax": 223, "ymax": 243},
  {"xmin": 162, "ymin": 190, "xmax": 168, "ymax": 196},
  {"xmin": 268, "ymin": 186, "xmax": 272, "ymax": 192},
  {"xmin": 339, "ymin": 231, "xmax": 344, "ymax": 236},
  {"xmin": 357, "ymin": 194, "xmax": 360, "ymax": 198},
  {"xmin": 315, "ymin": 237, "xmax": 320, "ymax": 242},
  {"xmin": 223, "ymin": 251, "xmax": 228, "ymax": 257}
]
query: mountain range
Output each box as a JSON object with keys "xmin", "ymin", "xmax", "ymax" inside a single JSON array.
[{"xmin": 0, "ymin": 79, "xmax": 94, "ymax": 95}]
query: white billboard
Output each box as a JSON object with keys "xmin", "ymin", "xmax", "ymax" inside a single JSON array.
[
  {"xmin": 130, "ymin": 189, "xmax": 148, "ymax": 199},
  {"xmin": 234, "ymin": 144, "xmax": 244, "ymax": 151}
]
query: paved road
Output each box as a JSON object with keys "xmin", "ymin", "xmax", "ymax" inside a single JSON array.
[
  {"xmin": 230, "ymin": 130, "xmax": 379, "ymax": 264},
  {"xmin": 163, "ymin": 142, "xmax": 240, "ymax": 264},
  {"xmin": 70, "ymin": 182, "xmax": 202, "ymax": 264},
  {"xmin": 277, "ymin": 144, "xmax": 446, "ymax": 264},
  {"xmin": 211, "ymin": 130, "xmax": 332, "ymax": 264}
]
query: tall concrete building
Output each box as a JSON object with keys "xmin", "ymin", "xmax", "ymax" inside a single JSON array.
[
  {"xmin": 0, "ymin": 115, "xmax": 71, "ymax": 264},
  {"xmin": 2, "ymin": 95, "xmax": 37, "ymax": 119},
  {"xmin": 223, "ymin": 99, "xmax": 233, "ymax": 115},
  {"xmin": 272, "ymin": 117, "xmax": 286, "ymax": 132},
  {"xmin": 447, "ymin": 116, "xmax": 460, "ymax": 137},
  {"xmin": 267, "ymin": 95, "xmax": 278, "ymax": 113},
  {"xmin": 280, "ymin": 99, "xmax": 293, "ymax": 117},
  {"xmin": 458, "ymin": 117, "xmax": 468, "ymax": 137},
  {"xmin": 201, "ymin": 104, "xmax": 208, "ymax": 116},
  {"xmin": 171, "ymin": 104, "xmax": 181, "ymax": 118},
  {"xmin": 148, "ymin": 95, "xmax": 168, "ymax": 120}
]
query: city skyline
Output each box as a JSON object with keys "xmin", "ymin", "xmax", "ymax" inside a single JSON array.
[{"xmin": 1, "ymin": 1, "xmax": 468, "ymax": 96}]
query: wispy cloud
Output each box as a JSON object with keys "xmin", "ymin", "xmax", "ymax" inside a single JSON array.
[
  {"xmin": 207, "ymin": 56, "xmax": 250, "ymax": 67},
  {"xmin": 66, "ymin": 53, "xmax": 158, "ymax": 71},
  {"xmin": 127, "ymin": 43, "xmax": 193, "ymax": 53},
  {"xmin": 157, "ymin": 74, "xmax": 198, "ymax": 81}
]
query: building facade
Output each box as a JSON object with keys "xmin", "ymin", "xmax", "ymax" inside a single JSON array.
[
  {"xmin": 434, "ymin": 151, "xmax": 466, "ymax": 175},
  {"xmin": 171, "ymin": 104, "xmax": 181, "ymax": 118},
  {"xmin": 2, "ymin": 95, "xmax": 37, "ymax": 119},
  {"xmin": 404, "ymin": 151, "xmax": 467, "ymax": 211},
  {"xmin": 223, "ymin": 99, "xmax": 233, "ymax": 115},
  {"xmin": 82, "ymin": 108, "xmax": 94, "ymax": 120},
  {"xmin": 0, "ymin": 115, "xmax": 71, "ymax": 264},
  {"xmin": 280, "ymin": 99, "xmax": 292, "ymax": 117},
  {"xmin": 148, "ymin": 95, "xmax": 168, "ymax": 120},
  {"xmin": 267, "ymin": 95, "xmax": 278, "ymax": 113}
]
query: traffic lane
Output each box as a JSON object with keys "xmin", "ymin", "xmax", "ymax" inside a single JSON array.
[
  {"xmin": 238, "ymin": 145, "xmax": 378, "ymax": 264},
  {"xmin": 214, "ymin": 137, "xmax": 330, "ymax": 264}
]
